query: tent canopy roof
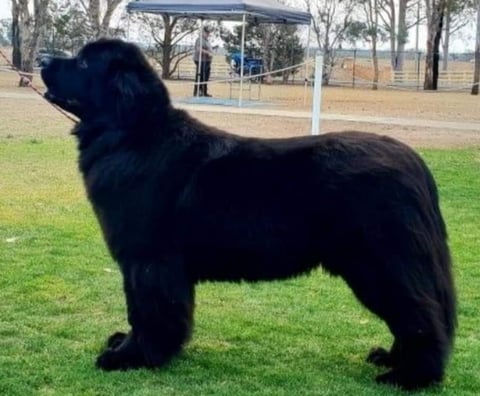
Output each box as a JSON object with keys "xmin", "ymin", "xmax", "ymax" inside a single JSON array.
[{"xmin": 126, "ymin": 0, "xmax": 312, "ymax": 25}]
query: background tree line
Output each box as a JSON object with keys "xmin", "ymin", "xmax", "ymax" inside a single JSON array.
[
  {"xmin": 305, "ymin": 0, "xmax": 478, "ymax": 91},
  {"xmin": 3, "ymin": 0, "xmax": 480, "ymax": 93}
]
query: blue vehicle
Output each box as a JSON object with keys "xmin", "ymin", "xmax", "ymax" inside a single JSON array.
[{"xmin": 229, "ymin": 52, "xmax": 263, "ymax": 77}]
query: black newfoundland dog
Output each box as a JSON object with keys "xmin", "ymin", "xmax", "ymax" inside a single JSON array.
[{"xmin": 41, "ymin": 39, "xmax": 456, "ymax": 390}]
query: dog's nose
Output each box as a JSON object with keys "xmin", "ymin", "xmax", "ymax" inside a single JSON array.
[{"xmin": 39, "ymin": 56, "xmax": 52, "ymax": 68}]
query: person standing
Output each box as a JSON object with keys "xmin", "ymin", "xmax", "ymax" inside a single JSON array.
[{"xmin": 193, "ymin": 27, "xmax": 214, "ymax": 97}]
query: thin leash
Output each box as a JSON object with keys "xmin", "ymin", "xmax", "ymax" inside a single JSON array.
[{"xmin": 0, "ymin": 49, "xmax": 78, "ymax": 124}]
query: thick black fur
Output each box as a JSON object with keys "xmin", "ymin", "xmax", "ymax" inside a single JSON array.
[{"xmin": 41, "ymin": 39, "xmax": 456, "ymax": 390}]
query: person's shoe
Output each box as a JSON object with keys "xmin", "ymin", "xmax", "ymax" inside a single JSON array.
[{"xmin": 203, "ymin": 93, "xmax": 212, "ymax": 97}]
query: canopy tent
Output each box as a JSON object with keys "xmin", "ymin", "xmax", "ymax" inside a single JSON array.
[
  {"xmin": 126, "ymin": 0, "xmax": 312, "ymax": 106},
  {"xmin": 126, "ymin": 0, "xmax": 312, "ymax": 25}
]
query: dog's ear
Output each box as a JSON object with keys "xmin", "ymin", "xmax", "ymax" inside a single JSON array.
[
  {"xmin": 108, "ymin": 64, "xmax": 170, "ymax": 129},
  {"xmin": 108, "ymin": 69, "xmax": 146, "ymax": 121}
]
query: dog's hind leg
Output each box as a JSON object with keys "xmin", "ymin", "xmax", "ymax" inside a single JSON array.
[
  {"xmin": 339, "ymin": 254, "xmax": 452, "ymax": 390},
  {"xmin": 372, "ymin": 286, "xmax": 452, "ymax": 390},
  {"xmin": 96, "ymin": 258, "xmax": 194, "ymax": 371}
]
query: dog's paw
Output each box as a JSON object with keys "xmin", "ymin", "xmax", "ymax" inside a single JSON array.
[
  {"xmin": 96, "ymin": 349, "xmax": 126, "ymax": 371},
  {"xmin": 376, "ymin": 369, "xmax": 439, "ymax": 391},
  {"xmin": 367, "ymin": 347, "xmax": 394, "ymax": 367},
  {"xmin": 106, "ymin": 332, "xmax": 128, "ymax": 349},
  {"xmin": 96, "ymin": 348, "xmax": 142, "ymax": 371}
]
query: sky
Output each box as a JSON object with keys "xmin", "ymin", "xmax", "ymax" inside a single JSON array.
[
  {"xmin": 0, "ymin": 1, "xmax": 476, "ymax": 52},
  {"xmin": 0, "ymin": 1, "xmax": 9, "ymax": 19}
]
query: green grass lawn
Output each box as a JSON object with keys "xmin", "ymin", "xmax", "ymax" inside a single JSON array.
[{"xmin": 0, "ymin": 136, "xmax": 479, "ymax": 395}]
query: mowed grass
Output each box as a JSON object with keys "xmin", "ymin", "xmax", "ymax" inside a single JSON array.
[{"xmin": 0, "ymin": 132, "xmax": 479, "ymax": 395}]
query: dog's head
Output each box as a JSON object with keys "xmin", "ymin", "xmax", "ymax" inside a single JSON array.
[{"xmin": 41, "ymin": 39, "xmax": 170, "ymax": 124}]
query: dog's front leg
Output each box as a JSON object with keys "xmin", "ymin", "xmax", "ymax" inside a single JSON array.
[{"xmin": 96, "ymin": 258, "xmax": 194, "ymax": 371}]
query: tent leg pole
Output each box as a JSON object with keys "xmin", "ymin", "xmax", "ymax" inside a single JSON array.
[
  {"xmin": 196, "ymin": 19, "xmax": 204, "ymax": 98},
  {"xmin": 303, "ymin": 23, "xmax": 312, "ymax": 107},
  {"xmin": 311, "ymin": 54, "xmax": 323, "ymax": 136},
  {"xmin": 239, "ymin": 13, "xmax": 246, "ymax": 107}
]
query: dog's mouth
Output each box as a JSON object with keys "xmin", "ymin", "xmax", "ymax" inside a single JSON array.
[
  {"xmin": 44, "ymin": 91, "xmax": 83, "ymax": 116},
  {"xmin": 44, "ymin": 91, "xmax": 80, "ymax": 107}
]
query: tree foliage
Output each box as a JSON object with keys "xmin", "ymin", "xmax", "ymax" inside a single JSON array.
[
  {"xmin": 43, "ymin": 0, "xmax": 90, "ymax": 54},
  {"xmin": 443, "ymin": 0, "xmax": 477, "ymax": 70},
  {"xmin": 354, "ymin": 0, "xmax": 389, "ymax": 89},
  {"xmin": 377, "ymin": 0, "xmax": 418, "ymax": 71},
  {"xmin": 221, "ymin": 22, "xmax": 304, "ymax": 82},
  {"xmin": 78, "ymin": 0, "xmax": 124, "ymax": 38},
  {"xmin": 39, "ymin": 0, "xmax": 125, "ymax": 54},
  {"xmin": 10, "ymin": 0, "xmax": 125, "ymax": 82},
  {"xmin": 134, "ymin": 14, "xmax": 198, "ymax": 79},
  {"xmin": 304, "ymin": 0, "xmax": 358, "ymax": 85}
]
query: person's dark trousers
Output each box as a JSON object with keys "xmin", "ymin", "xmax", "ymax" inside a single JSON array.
[{"xmin": 194, "ymin": 61, "xmax": 211, "ymax": 96}]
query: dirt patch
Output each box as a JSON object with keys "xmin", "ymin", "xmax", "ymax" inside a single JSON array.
[
  {"xmin": 189, "ymin": 112, "xmax": 480, "ymax": 149},
  {"xmin": 166, "ymin": 81, "xmax": 480, "ymax": 149},
  {"xmin": 1, "ymin": 67, "xmax": 479, "ymax": 149}
]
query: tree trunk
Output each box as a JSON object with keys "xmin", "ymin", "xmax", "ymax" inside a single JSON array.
[
  {"xmin": 372, "ymin": 40, "xmax": 379, "ymax": 90},
  {"xmin": 17, "ymin": 0, "xmax": 33, "ymax": 86},
  {"xmin": 442, "ymin": 4, "xmax": 451, "ymax": 71},
  {"xmin": 161, "ymin": 15, "xmax": 173, "ymax": 79},
  {"xmin": 371, "ymin": 0, "xmax": 379, "ymax": 90},
  {"xmin": 395, "ymin": 0, "xmax": 408, "ymax": 71},
  {"xmin": 424, "ymin": 0, "xmax": 446, "ymax": 90},
  {"xmin": 11, "ymin": 0, "xmax": 22, "ymax": 69},
  {"xmin": 310, "ymin": 5, "xmax": 332, "ymax": 86},
  {"xmin": 387, "ymin": 0, "xmax": 397, "ymax": 70},
  {"xmin": 101, "ymin": 0, "xmax": 124, "ymax": 37},
  {"xmin": 17, "ymin": 0, "xmax": 50, "ymax": 86},
  {"xmin": 432, "ymin": 6, "xmax": 444, "ymax": 90},
  {"xmin": 88, "ymin": 0, "xmax": 101, "ymax": 38},
  {"xmin": 472, "ymin": 0, "xmax": 480, "ymax": 95},
  {"xmin": 321, "ymin": 33, "xmax": 331, "ymax": 86},
  {"xmin": 81, "ymin": 0, "xmax": 123, "ymax": 37},
  {"xmin": 322, "ymin": 48, "xmax": 331, "ymax": 85},
  {"xmin": 263, "ymin": 26, "xmax": 272, "ymax": 73}
]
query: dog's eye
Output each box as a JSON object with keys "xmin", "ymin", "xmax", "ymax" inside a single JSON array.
[{"xmin": 78, "ymin": 58, "xmax": 88, "ymax": 69}]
